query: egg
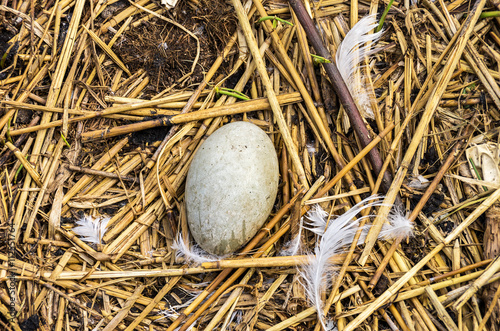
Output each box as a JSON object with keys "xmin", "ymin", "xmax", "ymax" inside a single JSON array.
[{"xmin": 185, "ymin": 121, "xmax": 279, "ymax": 255}]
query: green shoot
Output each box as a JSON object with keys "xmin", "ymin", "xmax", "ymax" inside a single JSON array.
[
  {"xmin": 1, "ymin": 41, "xmax": 16, "ymax": 69},
  {"xmin": 215, "ymin": 87, "xmax": 250, "ymax": 101},
  {"xmin": 257, "ymin": 16, "xmax": 294, "ymax": 29},
  {"xmin": 0, "ymin": 52, "xmax": 8, "ymax": 69},
  {"xmin": 14, "ymin": 164, "xmax": 24, "ymax": 183},
  {"xmin": 311, "ymin": 54, "xmax": 331, "ymax": 65},
  {"xmin": 469, "ymin": 158, "xmax": 488, "ymax": 191},
  {"xmin": 61, "ymin": 132, "xmax": 71, "ymax": 148},
  {"xmin": 376, "ymin": 0, "xmax": 394, "ymax": 32},
  {"xmin": 480, "ymin": 11, "xmax": 500, "ymax": 19}
]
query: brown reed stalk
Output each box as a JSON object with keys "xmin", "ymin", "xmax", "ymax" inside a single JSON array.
[{"xmin": 288, "ymin": 0, "xmax": 394, "ymax": 195}]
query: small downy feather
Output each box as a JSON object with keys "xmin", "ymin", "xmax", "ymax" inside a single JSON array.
[
  {"xmin": 301, "ymin": 196, "xmax": 385, "ymax": 330},
  {"xmin": 280, "ymin": 217, "xmax": 304, "ymax": 256},
  {"xmin": 171, "ymin": 233, "xmax": 222, "ymax": 266},
  {"xmin": 73, "ymin": 215, "xmax": 110, "ymax": 244},
  {"xmin": 304, "ymin": 197, "xmax": 384, "ymax": 246},
  {"xmin": 335, "ymin": 14, "xmax": 383, "ymax": 119},
  {"xmin": 380, "ymin": 204, "xmax": 413, "ymax": 240}
]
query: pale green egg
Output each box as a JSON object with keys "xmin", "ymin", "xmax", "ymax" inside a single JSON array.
[{"xmin": 185, "ymin": 121, "xmax": 279, "ymax": 255}]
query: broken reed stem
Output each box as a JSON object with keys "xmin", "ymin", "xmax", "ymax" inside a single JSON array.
[
  {"xmin": 425, "ymin": 287, "xmax": 459, "ymax": 331},
  {"xmin": 82, "ymin": 25, "xmax": 131, "ymax": 76},
  {"xmin": 4, "ymin": 141, "xmax": 43, "ymax": 187},
  {"xmin": 61, "ymin": 137, "xmax": 128, "ymax": 213},
  {"xmin": 200, "ymin": 254, "xmax": 355, "ymax": 269},
  {"xmin": 232, "ymin": 0, "xmax": 309, "ymax": 189},
  {"xmin": 477, "ymin": 280, "xmax": 500, "ymax": 331},
  {"xmin": 358, "ymin": 0, "xmax": 486, "ymax": 266},
  {"xmin": 419, "ymin": 259, "xmax": 493, "ymax": 286},
  {"xmin": 9, "ymin": 93, "xmax": 214, "ymax": 136},
  {"xmin": 395, "ymin": 270, "xmax": 499, "ymax": 303},
  {"xmin": 355, "ymin": 274, "xmax": 408, "ymax": 331},
  {"xmin": 0, "ymin": 64, "xmax": 48, "ymax": 131},
  {"xmin": 66, "ymin": 164, "xmax": 136, "ymax": 181},
  {"xmin": 123, "ymin": 276, "xmax": 181, "ymax": 331},
  {"xmin": 288, "ymin": 0, "xmax": 394, "ymax": 195},
  {"xmin": 101, "ymin": 285, "xmax": 145, "ymax": 331}
]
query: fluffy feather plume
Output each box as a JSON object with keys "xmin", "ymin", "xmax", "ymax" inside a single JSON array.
[
  {"xmin": 380, "ymin": 204, "xmax": 414, "ymax": 240},
  {"xmin": 171, "ymin": 233, "xmax": 222, "ymax": 266},
  {"xmin": 335, "ymin": 14, "xmax": 383, "ymax": 119},
  {"xmin": 73, "ymin": 215, "xmax": 110, "ymax": 244},
  {"xmin": 303, "ymin": 204, "xmax": 329, "ymax": 236},
  {"xmin": 301, "ymin": 196, "xmax": 385, "ymax": 330}
]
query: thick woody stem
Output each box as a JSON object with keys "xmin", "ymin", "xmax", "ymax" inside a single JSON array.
[{"xmin": 288, "ymin": 0, "xmax": 394, "ymax": 194}]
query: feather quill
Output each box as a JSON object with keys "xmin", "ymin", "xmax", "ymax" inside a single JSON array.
[
  {"xmin": 73, "ymin": 215, "xmax": 110, "ymax": 244},
  {"xmin": 335, "ymin": 14, "xmax": 383, "ymax": 119},
  {"xmin": 171, "ymin": 233, "xmax": 222, "ymax": 266}
]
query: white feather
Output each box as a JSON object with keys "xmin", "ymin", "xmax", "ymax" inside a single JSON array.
[
  {"xmin": 380, "ymin": 205, "xmax": 414, "ymax": 240},
  {"xmin": 299, "ymin": 197, "xmax": 414, "ymax": 327},
  {"xmin": 171, "ymin": 233, "xmax": 222, "ymax": 266},
  {"xmin": 304, "ymin": 204, "xmax": 329, "ymax": 236},
  {"xmin": 306, "ymin": 143, "xmax": 317, "ymax": 154},
  {"xmin": 301, "ymin": 196, "xmax": 385, "ymax": 329},
  {"xmin": 73, "ymin": 215, "xmax": 110, "ymax": 244},
  {"xmin": 335, "ymin": 14, "xmax": 383, "ymax": 119},
  {"xmin": 280, "ymin": 217, "xmax": 304, "ymax": 256}
]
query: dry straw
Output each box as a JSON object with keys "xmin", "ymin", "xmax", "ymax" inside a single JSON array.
[{"xmin": 2, "ymin": 0, "xmax": 500, "ymax": 329}]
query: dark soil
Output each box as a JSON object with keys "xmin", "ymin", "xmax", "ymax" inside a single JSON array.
[
  {"xmin": 410, "ymin": 192, "xmax": 444, "ymax": 215},
  {"xmin": 0, "ymin": 23, "xmax": 17, "ymax": 80},
  {"xmin": 401, "ymin": 232, "xmax": 428, "ymax": 265},
  {"xmin": 20, "ymin": 314, "xmax": 39, "ymax": 331},
  {"xmin": 130, "ymin": 125, "xmax": 168, "ymax": 145},
  {"xmin": 113, "ymin": 0, "xmax": 237, "ymax": 92}
]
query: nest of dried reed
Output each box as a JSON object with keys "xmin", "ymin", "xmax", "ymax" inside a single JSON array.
[{"xmin": 1, "ymin": 0, "xmax": 500, "ymax": 330}]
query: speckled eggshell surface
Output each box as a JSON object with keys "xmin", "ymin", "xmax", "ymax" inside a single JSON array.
[{"xmin": 185, "ymin": 121, "xmax": 279, "ymax": 255}]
